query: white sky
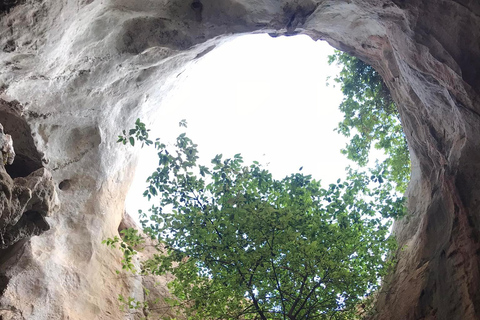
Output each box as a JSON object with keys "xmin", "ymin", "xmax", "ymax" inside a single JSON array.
[{"xmin": 126, "ymin": 34, "xmax": 356, "ymax": 219}]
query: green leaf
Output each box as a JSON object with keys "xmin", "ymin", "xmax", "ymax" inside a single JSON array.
[{"xmin": 328, "ymin": 50, "xmax": 410, "ymax": 192}]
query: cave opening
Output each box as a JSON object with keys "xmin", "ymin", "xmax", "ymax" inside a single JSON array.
[
  {"xmin": 120, "ymin": 31, "xmax": 410, "ymax": 320},
  {"xmin": 125, "ymin": 33, "xmax": 405, "ymax": 224},
  {"xmin": 126, "ymin": 34, "xmax": 347, "ymax": 220}
]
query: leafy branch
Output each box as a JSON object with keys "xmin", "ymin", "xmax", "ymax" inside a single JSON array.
[
  {"xmin": 328, "ymin": 51, "xmax": 410, "ymax": 193},
  {"xmin": 105, "ymin": 118, "xmax": 400, "ymax": 320}
]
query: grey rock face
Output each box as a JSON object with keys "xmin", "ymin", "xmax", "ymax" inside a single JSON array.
[
  {"xmin": 0, "ymin": 123, "xmax": 15, "ymax": 165},
  {"xmin": 0, "ymin": 117, "xmax": 56, "ymax": 250},
  {"xmin": 0, "ymin": 167, "xmax": 56, "ymax": 249},
  {"xmin": 0, "ymin": 0, "xmax": 479, "ymax": 319}
]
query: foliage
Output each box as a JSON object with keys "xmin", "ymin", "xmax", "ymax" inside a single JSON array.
[
  {"xmin": 106, "ymin": 119, "xmax": 399, "ymax": 320},
  {"xmin": 117, "ymin": 118, "xmax": 154, "ymax": 147},
  {"xmin": 102, "ymin": 228, "xmax": 145, "ymax": 273},
  {"xmin": 328, "ymin": 51, "xmax": 410, "ymax": 193}
]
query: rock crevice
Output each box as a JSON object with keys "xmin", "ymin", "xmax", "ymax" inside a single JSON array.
[{"xmin": 0, "ymin": 120, "xmax": 56, "ymax": 250}]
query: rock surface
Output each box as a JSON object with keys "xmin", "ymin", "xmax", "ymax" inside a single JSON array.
[
  {"xmin": 0, "ymin": 0, "xmax": 479, "ymax": 319},
  {"xmin": 0, "ymin": 116, "xmax": 57, "ymax": 250},
  {"xmin": 0, "ymin": 166, "xmax": 57, "ymax": 249},
  {"xmin": 0, "ymin": 123, "xmax": 15, "ymax": 166}
]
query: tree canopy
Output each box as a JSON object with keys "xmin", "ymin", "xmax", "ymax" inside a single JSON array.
[
  {"xmin": 106, "ymin": 119, "xmax": 399, "ymax": 320},
  {"xmin": 328, "ymin": 51, "xmax": 410, "ymax": 193}
]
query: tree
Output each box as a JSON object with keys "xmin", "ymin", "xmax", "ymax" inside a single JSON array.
[
  {"xmin": 106, "ymin": 120, "xmax": 398, "ymax": 320},
  {"xmin": 328, "ymin": 51, "xmax": 410, "ymax": 193}
]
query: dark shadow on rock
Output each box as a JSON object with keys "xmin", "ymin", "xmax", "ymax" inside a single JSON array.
[
  {"xmin": 0, "ymin": 99, "xmax": 43, "ymax": 178},
  {"xmin": 0, "ymin": 102, "xmax": 57, "ymax": 252},
  {"xmin": 0, "ymin": 0, "xmax": 22, "ymax": 14}
]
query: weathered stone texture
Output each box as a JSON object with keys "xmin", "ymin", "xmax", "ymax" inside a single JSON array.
[
  {"xmin": 0, "ymin": 166, "xmax": 56, "ymax": 249},
  {"xmin": 0, "ymin": 0, "xmax": 479, "ymax": 319}
]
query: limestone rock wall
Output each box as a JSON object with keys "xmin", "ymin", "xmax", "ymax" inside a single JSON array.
[
  {"xmin": 0, "ymin": 0, "xmax": 479, "ymax": 319},
  {"xmin": 0, "ymin": 112, "xmax": 57, "ymax": 250}
]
